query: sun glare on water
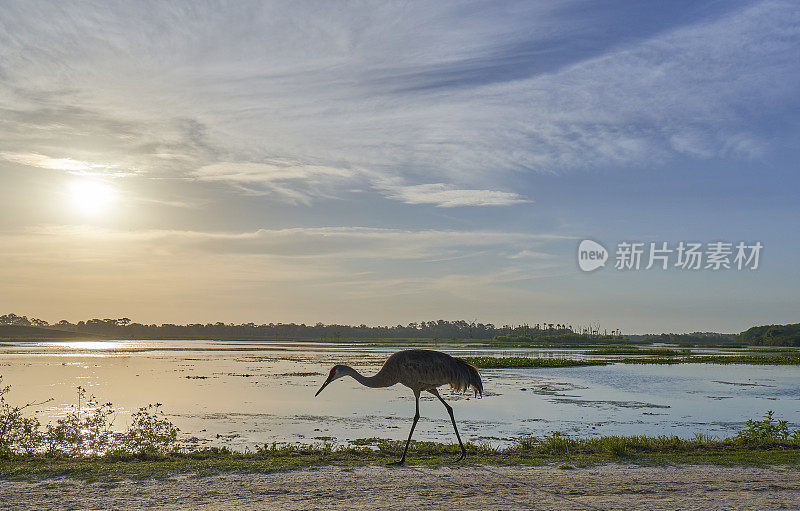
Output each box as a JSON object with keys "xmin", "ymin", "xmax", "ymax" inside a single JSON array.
[
  {"xmin": 61, "ymin": 341, "xmax": 120, "ymax": 350},
  {"xmin": 69, "ymin": 180, "xmax": 117, "ymax": 215}
]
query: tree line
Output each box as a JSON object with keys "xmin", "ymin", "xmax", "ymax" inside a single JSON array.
[
  {"xmin": 4, "ymin": 313, "xmax": 797, "ymax": 345},
  {"xmin": 0, "ymin": 313, "xmax": 617, "ymax": 340},
  {"xmin": 739, "ymin": 323, "xmax": 800, "ymax": 347}
]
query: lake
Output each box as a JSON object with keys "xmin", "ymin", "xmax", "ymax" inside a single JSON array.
[{"xmin": 1, "ymin": 340, "xmax": 798, "ymax": 450}]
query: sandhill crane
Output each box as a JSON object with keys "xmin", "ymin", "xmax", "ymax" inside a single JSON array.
[{"xmin": 315, "ymin": 349, "xmax": 483, "ymax": 465}]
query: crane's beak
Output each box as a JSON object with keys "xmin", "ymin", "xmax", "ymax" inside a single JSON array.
[{"xmin": 315, "ymin": 376, "xmax": 332, "ymax": 397}]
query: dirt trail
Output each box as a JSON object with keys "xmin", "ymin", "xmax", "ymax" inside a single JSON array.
[{"xmin": 2, "ymin": 464, "xmax": 799, "ymax": 510}]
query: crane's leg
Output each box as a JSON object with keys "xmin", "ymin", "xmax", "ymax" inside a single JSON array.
[
  {"xmin": 390, "ymin": 390, "xmax": 420, "ymax": 466},
  {"xmin": 429, "ymin": 389, "xmax": 467, "ymax": 462}
]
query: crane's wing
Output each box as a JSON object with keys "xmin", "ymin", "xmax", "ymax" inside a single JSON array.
[{"xmin": 448, "ymin": 356, "xmax": 483, "ymax": 397}]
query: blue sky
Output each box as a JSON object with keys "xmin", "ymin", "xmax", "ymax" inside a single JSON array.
[{"xmin": 0, "ymin": 0, "xmax": 798, "ymax": 332}]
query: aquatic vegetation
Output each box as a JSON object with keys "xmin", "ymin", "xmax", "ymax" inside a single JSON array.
[
  {"xmin": 617, "ymin": 355, "xmax": 800, "ymax": 365},
  {"xmin": 585, "ymin": 348, "xmax": 689, "ymax": 356},
  {"xmin": 463, "ymin": 353, "xmax": 800, "ymax": 368},
  {"xmin": 462, "ymin": 357, "xmax": 608, "ymax": 368},
  {"xmin": 490, "ymin": 342, "xmax": 642, "ymax": 349},
  {"xmin": 744, "ymin": 348, "xmax": 800, "ymax": 354}
]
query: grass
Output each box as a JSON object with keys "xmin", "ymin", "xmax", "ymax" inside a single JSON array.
[
  {"xmin": 463, "ymin": 357, "xmax": 608, "ymax": 368},
  {"xmin": 1, "ymin": 435, "xmax": 799, "ymax": 481},
  {"xmin": 462, "ymin": 354, "xmax": 800, "ymax": 368},
  {"xmin": 744, "ymin": 348, "xmax": 800, "ymax": 353},
  {"xmin": 356, "ymin": 340, "xmax": 646, "ymax": 349},
  {"xmin": 585, "ymin": 348, "xmax": 689, "ymax": 356},
  {"xmin": 616, "ymin": 355, "xmax": 800, "ymax": 365}
]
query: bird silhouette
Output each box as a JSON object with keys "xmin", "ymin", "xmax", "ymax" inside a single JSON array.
[{"xmin": 315, "ymin": 349, "xmax": 483, "ymax": 465}]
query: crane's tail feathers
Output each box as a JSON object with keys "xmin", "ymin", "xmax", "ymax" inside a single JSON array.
[{"xmin": 450, "ymin": 357, "xmax": 484, "ymax": 397}]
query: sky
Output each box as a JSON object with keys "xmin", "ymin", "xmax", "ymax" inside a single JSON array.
[{"xmin": 1, "ymin": 0, "xmax": 798, "ymax": 333}]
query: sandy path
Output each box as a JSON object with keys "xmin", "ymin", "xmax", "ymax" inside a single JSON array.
[{"xmin": 2, "ymin": 464, "xmax": 799, "ymax": 510}]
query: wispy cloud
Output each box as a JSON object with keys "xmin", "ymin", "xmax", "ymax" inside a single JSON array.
[
  {"xmin": 507, "ymin": 250, "xmax": 553, "ymax": 260},
  {"xmin": 194, "ymin": 160, "xmax": 357, "ymax": 204},
  {"xmin": 194, "ymin": 163, "xmax": 529, "ymax": 207},
  {"xmin": 380, "ymin": 182, "xmax": 530, "ymax": 207},
  {"xmin": 2, "ymin": 1, "xmax": 796, "ymax": 204},
  {"xmin": 22, "ymin": 224, "xmax": 570, "ymax": 261},
  {"xmin": 0, "ymin": 151, "xmax": 134, "ymax": 177}
]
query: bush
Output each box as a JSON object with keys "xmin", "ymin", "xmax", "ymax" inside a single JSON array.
[
  {"xmin": 43, "ymin": 387, "xmax": 117, "ymax": 456},
  {"xmin": 0, "ymin": 376, "xmax": 43, "ymax": 455},
  {"xmin": 0, "ymin": 377, "xmax": 180, "ymax": 457},
  {"xmin": 734, "ymin": 410, "xmax": 800, "ymax": 443},
  {"xmin": 118, "ymin": 404, "xmax": 180, "ymax": 455}
]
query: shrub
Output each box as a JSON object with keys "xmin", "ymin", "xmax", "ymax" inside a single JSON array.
[
  {"xmin": 44, "ymin": 387, "xmax": 117, "ymax": 456},
  {"xmin": 118, "ymin": 404, "xmax": 180, "ymax": 455},
  {"xmin": 0, "ymin": 376, "xmax": 43, "ymax": 455},
  {"xmin": 0, "ymin": 377, "xmax": 180, "ymax": 456},
  {"xmin": 734, "ymin": 410, "xmax": 800, "ymax": 443}
]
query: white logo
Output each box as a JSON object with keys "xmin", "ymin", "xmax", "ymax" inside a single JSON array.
[{"xmin": 578, "ymin": 240, "xmax": 608, "ymax": 272}]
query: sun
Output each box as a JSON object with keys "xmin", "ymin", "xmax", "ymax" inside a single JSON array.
[{"xmin": 69, "ymin": 180, "xmax": 117, "ymax": 215}]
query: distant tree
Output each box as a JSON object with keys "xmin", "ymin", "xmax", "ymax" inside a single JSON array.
[{"xmin": 0, "ymin": 314, "xmax": 31, "ymax": 326}]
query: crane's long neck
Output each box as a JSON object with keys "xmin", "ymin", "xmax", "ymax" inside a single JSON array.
[{"xmin": 341, "ymin": 365, "xmax": 395, "ymax": 388}]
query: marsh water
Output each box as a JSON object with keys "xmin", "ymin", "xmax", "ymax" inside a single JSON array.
[{"xmin": 1, "ymin": 340, "xmax": 798, "ymax": 450}]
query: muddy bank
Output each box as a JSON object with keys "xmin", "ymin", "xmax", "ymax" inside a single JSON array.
[{"xmin": 2, "ymin": 464, "xmax": 799, "ymax": 510}]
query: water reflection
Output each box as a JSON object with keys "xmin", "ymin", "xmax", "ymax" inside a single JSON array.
[
  {"xmin": 0, "ymin": 340, "xmax": 798, "ymax": 451},
  {"xmin": 59, "ymin": 341, "xmax": 130, "ymax": 350}
]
